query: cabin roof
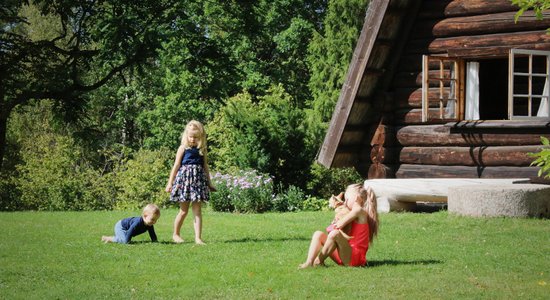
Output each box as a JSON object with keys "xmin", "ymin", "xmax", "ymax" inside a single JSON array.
[
  {"xmin": 317, "ymin": 0, "xmax": 421, "ymax": 169},
  {"xmin": 317, "ymin": 0, "xmax": 549, "ymax": 173}
]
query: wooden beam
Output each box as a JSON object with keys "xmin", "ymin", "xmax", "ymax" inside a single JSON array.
[
  {"xmin": 418, "ymin": 0, "xmax": 518, "ymax": 19},
  {"xmin": 396, "ymin": 124, "xmax": 550, "ymax": 146},
  {"xmin": 407, "ymin": 30, "xmax": 550, "ymax": 55},
  {"xmin": 447, "ymin": 43, "xmax": 550, "ymax": 58},
  {"xmin": 412, "ymin": 11, "xmax": 550, "ymax": 39},
  {"xmin": 398, "ymin": 145, "xmax": 543, "ymax": 166},
  {"xmin": 317, "ymin": 0, "xmax": 390, "ymax": 167}
]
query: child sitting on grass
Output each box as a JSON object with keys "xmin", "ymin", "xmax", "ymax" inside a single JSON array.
[
  {"xmin": 101, "ymin": 204, "xmax": 160, "ymax": 244},
  {"xmin": 299, "ymin": 184, "xmax": 379, "ymax": 268}
]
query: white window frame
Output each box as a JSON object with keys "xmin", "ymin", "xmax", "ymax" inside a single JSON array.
[{"xmin": 508, "ymin": 49, "xmax": 550, "ymax": 120}]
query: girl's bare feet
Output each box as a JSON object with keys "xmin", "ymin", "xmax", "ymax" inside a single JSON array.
[
  {"xmin": 298, "ymin": 262, "xmax": 312, "ymax": 269},
  {"xmin": 195, "ymin": 239, "xmax": 206, "ymax": 245},
  {"xmin": 173, "ymin": 235, "xmax": 184, "ymax": 243},
  {"xmin": 101, "ymin": 236, "xmax": 113, "ymax": 243}
]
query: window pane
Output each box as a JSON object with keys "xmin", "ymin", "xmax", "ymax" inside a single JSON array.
[
  {"xmin": 532, "ymin": 55, "xmax": 547, "ymax": 74},
  {"xmin": 513, "ymin": 55, "xmax": 530, "ymax": 74},
  {"xmin": 532, "ymin": 76, "xmax": 546, "ymax": 96},
  {"xmin": 513, "ymin": 97, "xmax": 529, "ymax": 116},
  {"xmin": 532, "ymin": 97, "xmax": 543, "ymax": 114},
  {"xmin": 513, "ymin": 75, "xmax": 529, "ymax": 95}
]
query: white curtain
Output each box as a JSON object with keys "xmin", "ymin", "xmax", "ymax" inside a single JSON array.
[
  {"xmin": 537, "ymin": 76, "xmax": 549, "ymax": 117},
  {"xmin": 445, "ymin": 65, "xmax": 456, "ymax": 118},
  {"xmin": 465, "ymin": 62, "xmax": 480, "ymax": 120}
]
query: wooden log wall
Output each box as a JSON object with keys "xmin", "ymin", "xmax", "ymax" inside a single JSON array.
[
  {"xmin": 391, "ymin": 1, "xmax": 550, "ymax": 118},
  {"xmin": 371, "ymin": 0, "xmax": 550, "ymax": 179}
]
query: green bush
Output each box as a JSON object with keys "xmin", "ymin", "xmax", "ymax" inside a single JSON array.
[
  {"xmin": 530, "ymin": 136, "xmax": 550, "ymax": 179},
  {"xmin": 15, "ymin": 131, "xmax": 96, "ymax": 210},
  {"xmin": 0, "ymin": 175, "xmax": 22, "ymax": 211},
  {"xmin": 301, "ymin": 196, "xmax": 328, "ymax": 211},
  {"xmin": 113, "ymin": 148, "xmax": 171, "ymax": 210},
  {"xmin": 210, "ymin": 170, "xmax": 274, "ymax": 213},
  {"xmin": 272, "ymin": 185, "xmax": 305, "ymax": 212},
  {"xmin": 307, "ymin": 162, "xmax": 363, "ymax": 198},
  {"xmin": 207, "ymin": 86, "xmax": 315, "ymax": 189}
]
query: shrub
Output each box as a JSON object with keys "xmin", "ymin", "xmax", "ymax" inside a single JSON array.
[
  {"xmin": 207, "ymin": 87, "xmax": 315, "ymax": 189},
  {"xmin": 0, "ymin": 175, "xmax": 22, "ymax": 211},
  {"xmin": 301, "ymin": 196, "xmax": 328, "ymax": 211},
  {"xmin": 15, "ymin": 132, "xmax": 96, "ymax": 211},
  {"xmin": 272, "ymin": 185, "xmax": 305, "ymax": 212},
  {"xmin": 210, "ymin": 170, "xmax": 274, "ymax": 213},
  {"xmin": 113, "ymin": 148, "xmax": 171, "ymax": 210},
  {"xmin": 307, "ymin": 162, "xmax": 363, "ymax": 198},
  {"xmin": 530, "ymin": 136, "xmax": 550, "ymax": 179}
]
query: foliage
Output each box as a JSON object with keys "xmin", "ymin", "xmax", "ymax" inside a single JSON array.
[
  {"xmin": 113, "ymin": 148, "xmax": 172, "ymax": 210},
  {"xmin": 1, "ymin": 0, "xmax": 378, "ymax": 211},
  {"xmin": 513, "ymin": 0, "xmax": 550, "ymax": 33},
  {"xmin": 207, "ymin": 86, "xmax": 315, "ymax": 189},
  {"xmin": 272, "ymin": 185, "xmax": 306, "ymax": 212},
  {"xmin": 307, "ymin": 162, "xmax": 363, "ymax": 198},
  {"xmin": 306, "ymin": 0, "xmax": 370, "ymax": 122},
  {"xmin": 0, "ymin": 0, "xmax": 191, "ymax": 169},
  {"xmin": 8, "ymin": 101, "xmax": 103, "ymax": 210},
  {"xmin": 301, "ymin": 196, "xmax": 329, "ymax": 211},
  {"xmin": 210, "ymin": 170, "xmax": 274, "ymax": 213},
  {"xmin": 200, "ymin": 0, "xmax": 326, "ymax": 101},
  {"xmin": 0, "ymin": 175, "xmax": 21, "ymax": 211},
  {"xmin": 1, "ymin": 210, "xmax": 549, "ymax": 298},
  {"xmin": 529, "ymin": 136, "xmax": 550, "ymax": 178}
]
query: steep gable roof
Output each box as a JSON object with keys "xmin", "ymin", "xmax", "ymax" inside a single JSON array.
[{"xmin": 317, "ymin": 0, "xmax": 421, "ymax": 171}]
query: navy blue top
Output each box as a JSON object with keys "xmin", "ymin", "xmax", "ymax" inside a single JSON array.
[
  {"xmin": 181, "ymin": 147, "xmax": 204, "ymax": 165},
  {"xmin": 120, "ymin": 216, "xmax": 157, "ymax": 243}
]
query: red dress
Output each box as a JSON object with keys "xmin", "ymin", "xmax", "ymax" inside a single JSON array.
[{"xmin": 331, "ymin": 221, "xmax": 370, "ymax": 266}]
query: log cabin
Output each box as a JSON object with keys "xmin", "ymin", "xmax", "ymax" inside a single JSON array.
[{"xmin": 318, "ymin": 0, "xmax": 550, "ymax": 179}]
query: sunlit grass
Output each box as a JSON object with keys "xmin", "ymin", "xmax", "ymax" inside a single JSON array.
[{"xmin": 1, "ymin": 209, "xmax": 548, "ymax": 299}]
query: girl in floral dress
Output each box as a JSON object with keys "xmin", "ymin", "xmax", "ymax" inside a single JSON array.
[{"xmin": 166, "ymin": 120, "xmax": 215, "ymax": 244}]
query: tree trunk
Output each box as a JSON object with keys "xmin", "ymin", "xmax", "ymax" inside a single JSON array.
[{"xmin": 0, "ymin": 110, "xmax": 8, "ymax": 172}]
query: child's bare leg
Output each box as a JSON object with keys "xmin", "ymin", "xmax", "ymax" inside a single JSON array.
[
  {"xmin": 319, "ymin": 230, "xmax": 352, "ymax": 265},
  {"xmin": 173, "ymin": 202, "xmax": 190, "ymax": 243},
  {"xmin": 299, "ymin": 231, "xmax": 327, "ymax": 269},
  {"xmin": 191, "ymin": 201, "xmax": 205, "ymax": 245},
  {"xmin": 101, "ymin": 236, "xmax": 114, "ymax": 243}
]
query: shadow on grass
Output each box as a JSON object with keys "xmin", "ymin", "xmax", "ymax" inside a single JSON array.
[
  {"xmin": 366, "ymin": 259, "xmax": 442, "ymax": 267},
  {"xmin": 221, "ymin": 236, "xmax": 310, "ymax": 243},
  {"xmin": 129, "ymin": 237, "xmax": 309, "ymax": 245}
]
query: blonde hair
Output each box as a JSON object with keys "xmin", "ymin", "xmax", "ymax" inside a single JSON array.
[
  {"xmin": 180, "ymin": 120, "xmax": 207, "ymax": 156},
  {"xmin": 143, "ymin": 203, "xmax": 160, "ymax": 218},
  {"xmin": 347, "ymin": 183, "xmax": 379, "ymax": 243}
]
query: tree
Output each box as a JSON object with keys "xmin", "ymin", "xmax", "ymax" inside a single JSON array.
[
  {"xmin": 0, "ymin": 0, "xmax": 191, "ymax": 170},
  {"xmin": 307, "ymin": 0, "xmax": 369, "ymax": 121}
]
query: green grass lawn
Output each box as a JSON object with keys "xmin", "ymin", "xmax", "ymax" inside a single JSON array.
[{"xmin": 1, "ymin": 208, "xmax": 548, "ymax": 299}]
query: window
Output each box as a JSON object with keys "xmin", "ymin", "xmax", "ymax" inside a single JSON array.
[
  {"xmin": 421, "ymin": 56, "xmax": 464, "ymax": 122},
  {"xmin": 509, "ymin": 49, "xmax": 550, "ymax": 119},
  {"xmin": 421, "ymin": 49, "xmax": 550, "ymax": 122}
]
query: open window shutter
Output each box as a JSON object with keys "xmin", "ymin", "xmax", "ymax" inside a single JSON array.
[{"xmin": 422, "ymin": 55, "xmax": 464, "ymax": 122}]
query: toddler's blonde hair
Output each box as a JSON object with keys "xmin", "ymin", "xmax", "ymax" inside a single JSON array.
[
  {"xmin": 143, "ymin": 203, "xmax": 160, "ymax": 218},
  {"xmin": 180, "ymin": 120, "xmax": 207, "ymax": 156}
]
